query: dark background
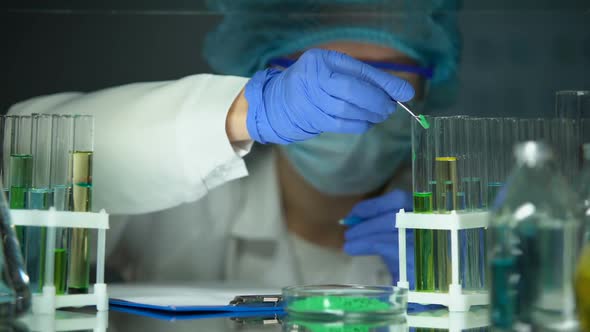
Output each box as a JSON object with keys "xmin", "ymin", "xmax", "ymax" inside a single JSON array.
[{"xmin": 1, "ymin": 1, "xmax": 589, "ymax": 117}]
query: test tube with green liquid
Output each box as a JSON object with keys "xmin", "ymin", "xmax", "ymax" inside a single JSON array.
[
  {"xmin": 51, "ymin": 115, "xmax": 74, "ymax": 294},
  {"xmin": 24, "ymin": 114, "xmax": 54, "ymax": 293},
  {"xmin": 68, "ymin": 115, "xmax": 93, "ymax": 294},
  {"xmin": 411, "ymin": 115, "xmax": 435, "ymax": 291},
  {"xmin": 5, "ymin": 116, "xmax": 33, "ymax": 252}
]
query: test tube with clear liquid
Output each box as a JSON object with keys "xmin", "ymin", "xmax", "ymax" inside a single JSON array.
[
  {"xmin": 67, "ymin": 115, "xmax": 94, "ymax": 294},
  {"xmin": 411, "ymin": 116, "xmax": 435, "ymax": 291},
  {"xmin": 483, "ymin": 118, "xmax": 505, "ymax": 209},
  {"xmin": 460, "ymin": 118, "xmax": 486, "ymax": 290},
  {"xmin": 555, "ymin": 91, "xmax": 590, "ymax": 178},
  {"xmin": 24, "ymin": 114, "xmax": 54, "ymax": 293},
  {"xmin": 51, "ymin": 115, "xmax": 74, "ymax": 294}
]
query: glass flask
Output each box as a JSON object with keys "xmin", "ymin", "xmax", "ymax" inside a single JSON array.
[
  {"xmin": 487, "ymin": 142, "xmax": 583, "ymax": 331},
  {"xmin": 0, "ymin": 178, "xmax": 31, "ymax": 318}
]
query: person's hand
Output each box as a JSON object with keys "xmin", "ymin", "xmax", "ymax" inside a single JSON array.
[
  {"xmin": 342, "ymin": 190, "xmax": 415, "ymax": 287},
  {"xmin": 244, "ymin": 49, "xmax": 415, "ymax": 144}
]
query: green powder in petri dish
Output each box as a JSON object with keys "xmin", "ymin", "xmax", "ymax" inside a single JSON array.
[
  {"xmin": 291, "ymin": 321, "xmax": 377, "ymax": 332},
  {"xmin": 418, "ymin": 115, "xmax": 430, "ymax": 129},
  {"xmin": 289, "ymin": 296, "xmax": 390, "ymax": 313}
]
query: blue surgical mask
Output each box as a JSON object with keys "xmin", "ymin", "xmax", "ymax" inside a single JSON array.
[{"xmin": 281, "ymin": 102, "xmax": 424, "ymax": 195}]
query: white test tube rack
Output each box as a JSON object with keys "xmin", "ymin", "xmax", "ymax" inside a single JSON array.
[
  {"xmin": 395, "ymin": 209, "xmax": 489, "ymax": 312},
  {"xmin": 19, "ymin": 311, "xmax": 108, "ymax": 332},
  {"xmin": 10, "ymin": 208, "xmax": 109, "ymax": 314},
  {"xmin": 407, "ymin": 307, "xmax": 489, "ymax": 332}
]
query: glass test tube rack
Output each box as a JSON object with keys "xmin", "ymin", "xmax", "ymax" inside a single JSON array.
[
  {"xmin": 395, "ymin": 209, "xmax": 489, "ymax": 312},
  {"xmin": 10, "ymin": 208, "xmax": 109, "ymax": 314}
]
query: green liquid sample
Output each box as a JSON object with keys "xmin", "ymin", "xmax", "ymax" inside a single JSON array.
[
  {"xmin": 289, "ymin": 320, "xmax": 386, "ymax": 332},
  {"xmin": 54, "ymin": 249, "xmax": 67, "ymax": 295},
  {"xmin": 418, "ymin": 115, "xmax": 430, "ymax": 129},
  {"xmin": 413, "ymin": 192, "xmax": 435, "ymax": 291},
  {"xmin": 68, "ymin": 151, "xmax": 93, "ymax": 294},
  {"xmin": 289, "ymin": 296, "xmax": 390, "ymax": 313},
  {"xmin": 10, "ymin": 154, "xmax": 33, "ymax": 259},
  {"xmin": 413, "ymin": 192, "xmax": 432, "ymax": 213}
]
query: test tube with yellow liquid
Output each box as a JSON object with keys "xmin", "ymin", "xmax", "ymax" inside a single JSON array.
[{"xmin": 68, "ymin": 115, "xmax": 93, "ymax": 294}]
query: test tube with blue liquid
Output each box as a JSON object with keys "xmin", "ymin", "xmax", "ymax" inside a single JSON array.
[
  {"xmin": 68, "ymin": 115, "xmax": 94, "ymax": 294},
  {"xmin": 24, "ymin": 114, "xmax": 54, "ymax": 293}
]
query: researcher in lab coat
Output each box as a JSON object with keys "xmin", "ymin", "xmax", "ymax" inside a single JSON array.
[{"xmin": 8, "ymin": 2, "xmax": 459, "ymax": 286}]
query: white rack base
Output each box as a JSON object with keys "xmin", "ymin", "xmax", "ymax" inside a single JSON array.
[
  {"xmin": 10, "ymin": 208, "xmax": 109, "ymax": 314},
  {"xmin": 407, "ymin": 307, "xmax": 489, "ymax": 332},
  {"xmin": 19, "ymin": 310, "xmax": 108, "ymax": 332},
  {"xmin": 395, "ymin": 209, "xmax": 490, "ymax": 312}
]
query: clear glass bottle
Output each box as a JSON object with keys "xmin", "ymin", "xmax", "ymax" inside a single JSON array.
[{"xmin": 488, "ymin": 142, "xmax": 583, "ymax": 331}]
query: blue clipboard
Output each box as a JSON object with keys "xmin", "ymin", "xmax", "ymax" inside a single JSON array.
[
  {"xmin": 109, "ymin": 293, "xmax": 284, "ymax": 313},
  {"xmin": 110, "ymin": 304, "xmax": 285, "ymax": 321}
]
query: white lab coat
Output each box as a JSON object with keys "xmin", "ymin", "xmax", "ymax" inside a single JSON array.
[{"xmin": 9, "ymin": 74, "xmax": 390, "ymax": 287}]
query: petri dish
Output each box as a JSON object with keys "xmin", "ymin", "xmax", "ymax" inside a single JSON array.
[
  {"xmin": 282, "ymin": 284, "xmax": 408, "ymax": 320},
  {"xmin": 281, "ymin": 315, "xmax": 407, "ymax": 332}
]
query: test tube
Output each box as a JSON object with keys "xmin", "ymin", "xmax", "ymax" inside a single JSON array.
[
  {"xmin": 68, "ymin": 115, "xmax": 94, "ymax": 294},
  {"xmin": 51, "ymin": 115, "xmax": 74, "ymax": 294},
  {"xmin": 460, "ymin": 117, "xmax": 486, "ymax": 290},
  {"xmin": 483, "ymin": 118, "xmax": 504, "ymax": 209},
  {"xmin": 0, "ymin": 115, "xmax": 8, "ymax": 200},
  {"xmin": 556, "ymin": 91, "xmax": 590, "ymax": 171},
  {"xmin": 23, "ymin": 114, "xmax": 54, "ymax": 293},
  {"xmin": 502, "ymin": 118, "xmax": 519, "ymax": 179},
  {"xmin": 432, "ymin": 116, "xmax": 454, "ymax": 292},
  {"xmin": 412, "ymin": 115, "xmax": 435, "ymax": 291},
  {"xmin": 6, "ymin": 116, "xmax": 33, "ymax": 252},
  {"xmin": 555, "ymin": 90, "xmax": 590, "ymax": 119},
  {"xmin": 466, "ymin": 118, "xmax": 485, "ymax": 211}
]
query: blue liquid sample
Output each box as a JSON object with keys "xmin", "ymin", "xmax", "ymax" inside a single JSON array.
[
  {"xmin": 25, "ymin": 188, "xmax": 53, "ymax": 293},
  {"xmin": 490, "ymin": 256, "xmax": 516, "ymax": 329}
]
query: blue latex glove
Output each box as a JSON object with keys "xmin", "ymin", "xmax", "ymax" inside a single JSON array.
[
  {"xmin": 244, "ymin": 48, "xmax": 415, "ymax": 144},
  {"xmin": 342, "ymin": 190, "xmax": 415, "ymax": 288}
]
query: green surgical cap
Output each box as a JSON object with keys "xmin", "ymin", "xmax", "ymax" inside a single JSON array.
[{"xmin": 203, "ymin": 0, "xmax": 461, "ymax": 108}]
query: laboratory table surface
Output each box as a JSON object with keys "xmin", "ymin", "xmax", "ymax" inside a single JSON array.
[{"xmin": 12, "ymin": 306, "xmax": 491, "ymax": 331}]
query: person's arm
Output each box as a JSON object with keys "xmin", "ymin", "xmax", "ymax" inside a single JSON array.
[
  {"xmin": 225, "ymin": 88, "xmax": 251, "ymax": 142},
  {"xmin": 9, "ymin": 74, "xmax": 251, "ymax": 215}
]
